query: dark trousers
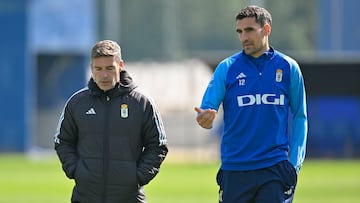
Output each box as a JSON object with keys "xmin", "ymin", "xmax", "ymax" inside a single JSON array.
[{"xmin": 216, "ymin": 160, "xmax": 297, "ymax": 203}]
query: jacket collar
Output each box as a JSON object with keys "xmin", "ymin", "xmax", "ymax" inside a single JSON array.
[{"xmin": 88, "ymin": 70, "xmax": 137, "ymax": 98}]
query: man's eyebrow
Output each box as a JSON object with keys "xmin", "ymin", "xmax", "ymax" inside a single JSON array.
[
  {"xmin": 93, "ymin": 65, "xmax": 115, "ymax": 68},
  {"xmin": 236, "ymin": 27, "xmax": 256, "ymax": 33}
]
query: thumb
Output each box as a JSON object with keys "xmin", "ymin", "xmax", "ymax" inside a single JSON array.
[{"xmin": 194, "ymin": 107, "xmax": 203, "ymax": 113}]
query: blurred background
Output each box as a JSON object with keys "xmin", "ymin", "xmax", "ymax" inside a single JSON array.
[{"xmin": 1, "ymin": 0, "xmax": 360, "ymax": 161}]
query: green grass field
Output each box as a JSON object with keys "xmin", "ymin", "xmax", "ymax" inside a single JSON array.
[{"xmin": 0, "ymin": 154, "xmax": 359, "ymax": 203}]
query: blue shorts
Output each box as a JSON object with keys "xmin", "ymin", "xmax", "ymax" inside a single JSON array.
[{"xmin": 216, "ymin": 160, "xmax": 297, "ymax": 203}]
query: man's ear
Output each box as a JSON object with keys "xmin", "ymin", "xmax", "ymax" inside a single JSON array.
[
  {"xmin": 118, "ymin": 60, "xmax": 124, "ymax": 71},
  {"xmin": 264, "ymin": 24, "xmax": 271, "ymax": 36},
  {"xmin": 89, "ymin": 64, "xmax": 94, "ymax": 79}
]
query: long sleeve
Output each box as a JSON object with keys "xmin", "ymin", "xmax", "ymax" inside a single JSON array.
[
  {"xmin": 54, "ymin": 102, "xmax": 78, "ymax": 179},
  {"xmin": 200, "ymin": 59, "xmax": 230, "ymax": 111},
  {"xmin": 288, "ymin": 59, "xmax": 308, "ymax": 172},
  {"xmin": 136, "ymin": 98, "xmax": 168, "ymax": 186}
]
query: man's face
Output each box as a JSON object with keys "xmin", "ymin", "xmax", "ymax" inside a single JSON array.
[
  {"xmin": 91, "ymin": 56, "xmax": 123, "ymax": 91},
  {"xmin": 236, "ymin": 17, "xmax": 270, "ymax": 58}
]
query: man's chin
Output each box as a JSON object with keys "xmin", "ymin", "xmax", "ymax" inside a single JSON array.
[
  {"xmin": 99, "ymin": 85, "xmax": 113, "ymax": 91},
  {"xmin": 243, "ymin": 49, "xmax": 253, "ymax": 55}
]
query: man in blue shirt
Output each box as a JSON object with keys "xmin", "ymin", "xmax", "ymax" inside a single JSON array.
[{"xmin": 195, "ymin": 5, "xmax": 308, "ymax": 203}]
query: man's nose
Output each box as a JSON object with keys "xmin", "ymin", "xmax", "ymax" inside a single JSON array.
[
  {"xmin": 240, "ymin": 33, "xmax": 248, "ymax": 42},
  {"xmin": 101, "ymin": 71, "xmax": 109, "ymax": 77}
]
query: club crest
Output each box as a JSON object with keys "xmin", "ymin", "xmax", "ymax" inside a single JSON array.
[
  {"xmin": 275, "ymin": 69, "xmax": 283, "ymax": 82},
  {"xmin": 120, "ymin": 104, "xmax": 128, "ymax": 118}
]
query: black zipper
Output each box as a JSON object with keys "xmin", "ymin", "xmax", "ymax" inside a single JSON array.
[{"xmin": 102, "ymin": 95, "xmax": 111, "ymax": 202}]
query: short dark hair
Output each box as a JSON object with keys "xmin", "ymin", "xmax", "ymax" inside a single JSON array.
[
  {"xmin": 235, "ymin": 5, "xmax": 272, "ymax": 27},
  {"xmin": 91, "ymin": 40, "xmax": 122, "ymax": 62}
]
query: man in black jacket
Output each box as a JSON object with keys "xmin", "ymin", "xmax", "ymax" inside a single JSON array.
[{"xmin": 54, "ymin": 40, "xmax": 168, "ymax": 203}]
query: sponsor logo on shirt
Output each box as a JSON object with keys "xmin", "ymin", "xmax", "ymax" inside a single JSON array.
[{"xmin": 237, "ymin": 94, "xmax": 285, "ymax": 107}]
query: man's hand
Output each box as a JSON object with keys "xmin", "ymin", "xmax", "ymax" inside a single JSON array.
[{"xmin": 194, "ymin": 107, "xmax": 217, "ymax": 129}]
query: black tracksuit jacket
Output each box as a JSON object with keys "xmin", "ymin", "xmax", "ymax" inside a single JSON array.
[{"xmin": 54, "ymin": 70, "xmax": 168, "ymax": 203}]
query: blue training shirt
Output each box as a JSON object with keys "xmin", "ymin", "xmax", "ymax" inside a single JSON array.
[{"xmin": 200, "ymin": 47, "xmax": 308, "ymax": 172}]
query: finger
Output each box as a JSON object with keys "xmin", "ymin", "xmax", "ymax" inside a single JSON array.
[
  {"xmin": 200, "ymin": 119, "xmax": 213, "ymax": 129},
  {"xmin": 194, "ymin": 107, "xmax": 203, "ymax": 113},
  {"xmin": 203, "ymin": 109, "xmax": 216, "ymax": 120},
  {"xmin": 198, "ymin": 111, "xmax": 215, "ymax": 126}
]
